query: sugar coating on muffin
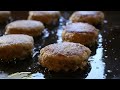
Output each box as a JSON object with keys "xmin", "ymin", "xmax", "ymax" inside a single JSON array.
[
  {"xmin": 38, "ymin": 42, "xmax": 91, "ymax": 72},
  {"xmin": 5, "ymin": 20, "xmax": 45, "ymax": 36},
  {"xmin": 28, "ymin": 11, "xmax": 61, "ymax": 25},
  {"xmin": 0, "ymin": 34, "xmax": 34, "ymax": 61},
  {"xmin": 62, "ymin": 22, "xmax": 99, "ymax": 45},
  {"xmin": 69, "ymin": 11, "xmax": 104, "ymax": 25}
]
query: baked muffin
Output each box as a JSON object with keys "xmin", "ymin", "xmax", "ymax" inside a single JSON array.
[
  {"xmin": 38, "ymin": 42, "xmax": 91, "ymax": 72},
  {"xmin": 5, "ymin": 20, "xmax": 45, "ymax": 37},
  {"xmin": 0, "ymin": 34, "xmax": 34, "ymax": 62},
  {"xmin": 28, "ymin": 11, "xmax": 61, "ymax": 25},
  {"xmin": 0, "ymin": 11, "xmax": 11, "ymax": 23},
  {"xmin": 62, "ymin": 22, "xmax": 99, "ymax": 46},
  {"xmin": 69, "ymin": 11, "xmax": 104, "ymax": 26}
]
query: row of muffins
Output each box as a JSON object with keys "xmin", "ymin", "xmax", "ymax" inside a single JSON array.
[
  {"xmin": 1, "ymin": 11, "xmax": 103, "ymax": 38},
  {"xmin": 39, "ymin": 11, "xmax": 104, "ymax": 72},
  {"xmin": 0, "ymin": 11, "xmax": 104, "ymax": 72},
  {"xmin": 0, "ymin": 11, "xmax": 104, "ymax": 25},
  {"xmin": 2, "ymin": 11, "xmax": 60, "ymax": 37},
  {"xmin": 0, "ymin": 11, "xmax": 61, "ymax": 24}
]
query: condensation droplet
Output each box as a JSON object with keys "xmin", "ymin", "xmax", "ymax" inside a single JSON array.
[
  {"xmin": 102, "ymin": 62, "xmax": 105, "ymax": 65},
  {"xmin": 107, "ymin": 70, "xmax": 112, "ymax": 73},
  {"xmin": 105, "ymin": 56, "xmax": 108, "ymax": 58},
  {"xmin": 115, "ymin": 58, "xmax": 117, "ymax": 60},
  {"xmin": 105, "ymin": 74, "xmax": 107, "ymax": 76},
  {"xmin": 104, "ymin": 50, "xmax": 107, "ymax": 52},
  {"xmin": 104, "ymin": 20, "xmax": 108, "ymax": 23},
  {"xmin": 112, "ymin": 38, "xmax": 115, "ymax": 40},
  {"xmin": 109, "ymin": 40, "xmax": 112, "ymax": 43}
]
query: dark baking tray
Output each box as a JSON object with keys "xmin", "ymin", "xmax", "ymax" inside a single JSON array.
[{"xmin": 0, "ymin": 11, "xmax": 120, "ymax": 79}]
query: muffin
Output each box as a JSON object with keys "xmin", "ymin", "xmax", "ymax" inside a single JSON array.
[
  {"xmin": 38, "ymin": 42, "xmax": 91, "ymax": 72},
  {"xmin": 5, "ymin": 20, "xmax": 45, "ymax": 37},
  {"xmin": 62, "ymin": 22, "xmax": 99, "ymax": 46},
  {"xmin": 0, "ymin": 11, "xmax": 11, "ymax": 23},
  {"xmin": 69, "ymin": 11, "xmax": 104, "ymax": 26},
  {"xmin": 28, "ymin": 11, "xmax": 61, "ymax": 25},
  {"xmin": 0, "ymin": 34, "xmax": 34, "ymax": 61}
]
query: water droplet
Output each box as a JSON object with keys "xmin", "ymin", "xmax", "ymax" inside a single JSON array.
[
  {"xmin": 105, "ymin": 56, "xmax": 108, "ymax": 58},
  {"xmin": 104, "ymin": 50, "xmax": 107, "ymax": 52},
  {"xmin": 105, "ymin": 42, "xmax": 108, "ymax": 44},
  {"xmin": 105, "ymin": 74, "xmax": 107, "ymax": 76},
  {"xmin": 104, "ymin": 30, "xmax": 107, "ymax": 33},
  {"xmin": 59, "ymin": 17, "xmax": 64, "ymax": 22},
  {"xmin": 38, "ymin": 46, "xmax": 41, "ymax": 49},
  {"xmin": 115, "ymin": 58, "xmax": 117, "ymax": 60},
  {"xmin": 28, "ymin": 67, "xmax": 31, "ymax": 70},
  {"xmin": 109, "ymin": 40, "xmax": 112, "ymax": 43},
  {"xmin": 104, "ymin": 39, "xmax": 106, "ymax": 42},
  {"xmin": 102, "ymin": 62, "xmax": 105, "ymax": 65},
  {"xmin": 32, "ymin": 51, "xmax": 39, "ymax": 58},
  {"xmin": 43, "ymin": 29, "xmax": 50, "ymax": 38},
  {"xmin": 51, "ymin": 31, "xmax": 54, "ymax": 34},
  {"xmin": 112, "ymin": 38, "xmax": 115, "ymax": 40},
  {"xmin": 104, "ymin": 20, "xmax": 108, "ymax": 23},
  {"xmin": 107, "ymin": 70, "xmax": 112, "ymax": 73}
]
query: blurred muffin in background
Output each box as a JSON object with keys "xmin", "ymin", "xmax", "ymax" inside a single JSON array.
[
  {"xmin": 28, "ymin": 11, "xmax": 61, "ymax": 25},
  {"xmin": 69, "ymin": 11, "xmax": 104, "ymax": 26},
  {"xmin": 11, "ymin": 11, "xmax": 29, "ymax": 20},
  {"xmin": 5, "ymin": 20, "xmax": 45, "ymax": 37},
  {"xmin": 0, "ymin": 11, "xmax": 11, "ymax": 23}
]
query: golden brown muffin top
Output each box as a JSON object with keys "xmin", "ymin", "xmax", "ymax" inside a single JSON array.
[
  {"xmin": 29, "ymin": 11, "xmax": 61, "ymax": 16},
  {"xmin": 0, "ymin": 11, "xmax": 11, "ymax": 15},
  {"xmin": 6, "ymin": 20, "xmax": 44, "ymax": 29},
  {"xmin": 70, "ymin": 11, "xmax": 104, "ymax": 18},
  {"xmin": 41, "ymin": 42, "xmax": 91, "ymax": 56},
  {"xmin": 0, "ymin": 34, "xmax": 34, "ymax": 46},
  {"xmin": 64, "ymin": 22, "xmax": 98, "ymax": 33},
  {"xmin": 73, "ymin": 11, "xmax": 103, "ymax": 15}
]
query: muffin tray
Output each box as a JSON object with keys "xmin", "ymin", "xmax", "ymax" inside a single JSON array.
[{"xmin": 0, "ymin": 11, "xmax": 120, "ymax": 79}]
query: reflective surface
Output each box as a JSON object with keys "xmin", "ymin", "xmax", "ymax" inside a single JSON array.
[{"xmin": 0, "ymin": 11, "xmax": 120, "ymax": 79}]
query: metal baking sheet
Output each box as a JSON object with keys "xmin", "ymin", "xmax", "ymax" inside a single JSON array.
[{"xmin": 0, "ymin": 11, "xmax": 120, "ymax": 79}]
